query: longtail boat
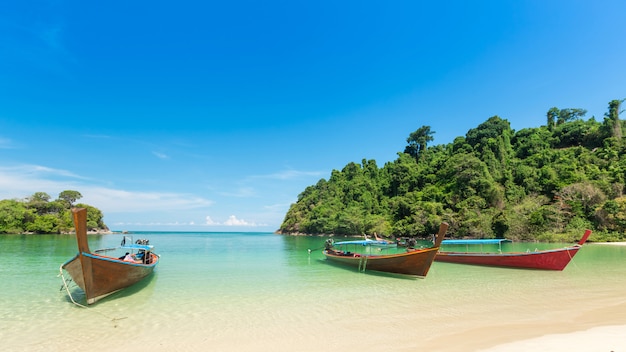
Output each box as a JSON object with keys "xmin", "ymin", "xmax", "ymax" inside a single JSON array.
[
  {"xmin": 322, "ymin": 222, "xmax": 448, "ymax": 277},
  {"xmin": 434, "ymin": 229, "xmax": 592, "ymax": 271},
  {"xmin": 60, "ymin": 208, "xmax": 159, "ymax": 305}
]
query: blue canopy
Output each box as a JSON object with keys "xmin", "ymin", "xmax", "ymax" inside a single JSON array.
[
  {"xmin": 121, "ymin": 243, "xmax": 153, "ymax": 251},
  {"xmin": 442, "ymin": 239, "xmax": 510, "ymax": 245},
  {"xmin": 333, "ymin": 239, "xmax": 393, "ymax": 246}
]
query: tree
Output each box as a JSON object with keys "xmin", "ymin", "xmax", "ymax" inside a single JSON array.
[
  {"xmin": 557, "ymin": 108, "xmax": 587, "ymax": 125},
  {"xmin": 0, "ymin": 190, "xmax": 107, "ymax": 234},
  {"xmin": 404, "ymin": 125, "xmax": 434, "ymax": 160},
  {"xmin": 547, "ymin": 107, "xmax": 559, "ymax": 131},
  {"xmin": 27, "ymin": 192, "xmax": 52, "ymax": 215},
  {"xmin": 58, "ymin": 190, "xmax": 82, "ymax": 209},
  {"xmin": 279, "ymin": 107, "xmax": 626, "ymax": 240},
  {"xmin": 75, "ymin": 203, "xmax": 107, "ymax": 230},
  {"xmin": 26, "ymin": 214, "xmax": 59, "ymax": 234},
  {"xmin": 0, "ymin": 200, "xmax": 27, "ymax": 233},
  {"xmin": 28, "ymin": 192, "xmax": 51, "ymax": 203},
  {"xmin": 552, "ymin": 119, "xmax": 598, "ymax": 148},
  {"xmin": 605, "ymin": 99, "xmax": 624, "ymax": 140},
  {"xmin": 557, "ymin": 182, "xmax": 606, "ymax": 218}
]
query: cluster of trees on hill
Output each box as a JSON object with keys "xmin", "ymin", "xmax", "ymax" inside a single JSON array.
[
  {"xmin": 0, "ymin": 190, "xmax": 107, "ymax": 234},
  {"xmin": 279, "ymin": 99, "xmax": 626, "ymax": 242}
]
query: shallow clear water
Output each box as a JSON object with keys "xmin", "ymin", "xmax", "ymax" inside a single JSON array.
[{"xmin": 1, "ymin": 233, "xmax": 625, "ymax": 351}]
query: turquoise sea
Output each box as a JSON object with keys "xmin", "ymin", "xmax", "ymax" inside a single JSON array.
[{"xmin": 2, "ymin": 232, "xmax": 626, "ymax": 351}]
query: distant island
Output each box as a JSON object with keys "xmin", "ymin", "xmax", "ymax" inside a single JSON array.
[
  {"xmin": 0, "ymin": 190, "xmax": 108, "ymax": 234},
  {"xmin": 278, "ymin": 99, "xmax": 626, "ymax": 243}
]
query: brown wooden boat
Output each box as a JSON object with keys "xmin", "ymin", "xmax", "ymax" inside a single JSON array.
[
  {"xmin": 435, "ymin": 230, "xmax": 592, "ymax": 270},
  {"xmin": 323, "ymin": 222, "xmax": 448, "ymax": 277},
  {"xmin": 60, "ymin": 208, "xmax": 159, "ymax": 305}
]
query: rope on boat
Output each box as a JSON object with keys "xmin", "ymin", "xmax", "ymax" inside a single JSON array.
[
  {"xmin": 94, "ymin": 247, "xmax": 118, "ymax": 253},
  {"xmin": 307, "ymin": 245, "xmax": 325, "ymax": 254},
  {"xmin": 58, "ymin": 265, "xmax": 128, "ymax": 326},
  {"xmin": 565, "ymin": 246, "xmax": 581, "ymax": 270},
  {"xmin": 58, "ymin": 265, "xmax": 88, "ymax": 309},
  {"xmin": 358, "ymin": 256, "xmax": 368, "ymax": 273}
]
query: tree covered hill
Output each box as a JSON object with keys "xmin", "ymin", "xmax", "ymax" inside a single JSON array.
[
  {"xmin": 278, "ymin": 99, "xmax": 626, "ymax": 242},
  {"xmin": 0, "ymin": 190, "xmax": 107, "ymax": 234}
]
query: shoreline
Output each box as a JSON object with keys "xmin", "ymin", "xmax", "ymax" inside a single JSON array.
[{"xmin": 593, "ymin": 241, "xmax": 626, "ymax": 246}]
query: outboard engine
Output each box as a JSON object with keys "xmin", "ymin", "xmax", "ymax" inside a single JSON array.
[{"xmin": 406, "ymin": 238, "xmax": 417, "ymax": 248}]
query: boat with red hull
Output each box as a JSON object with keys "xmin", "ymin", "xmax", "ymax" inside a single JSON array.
[
  {"xmin": 60, "ymin": 208, "xmax": 159, "ymax": 305},
  {"xmin": 323, "ymin": 222, "xmax": 448, "ymax": 277},
  {"xmin": 435, "ymin": 230, "xmax": 592, "ymax": 271}
]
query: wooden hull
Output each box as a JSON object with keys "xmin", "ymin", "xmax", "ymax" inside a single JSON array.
[
  {"xmin": 435, "ymin": 230, "xmax": 592, "ymax": 271},
  {"xmin": 323, "ymin": 222, "xmax": 448, "ymax": 277},
  {"xmin": 61, "ymin": 208, "xmax": 159, "ymax": 304},
  {"xmin": 435, "ymin": 247, "xmax": 581, "ymax": 270},
  {"xmin": 324, "ymin": 247, "xmax": 440, "ymax": 277},
  {"xmin": 62, "ymin": 252, "xmax": 158, "ymax": 304}
]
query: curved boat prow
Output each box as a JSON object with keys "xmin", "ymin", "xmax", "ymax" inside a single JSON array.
[
  {"xmin": 72, "ymin": 208, "xmax": 91, "ymax": 254},
  {"xmin": 433, "ymin": 222, "xmax": 449, "ymax": 248},
  {"xmin": 577, "ymin": 229, "xmax": 592, "ymax": 246}
]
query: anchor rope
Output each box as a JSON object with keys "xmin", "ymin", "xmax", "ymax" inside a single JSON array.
[
  {"xmin": 58, "ymin": 265, "xmax": 88, "ymax": 309},
  {"xmin": 58, "ymin": 265, "xmax": 128, "ymax": 326}
]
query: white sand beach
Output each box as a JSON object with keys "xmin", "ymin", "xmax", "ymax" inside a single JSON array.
[
  {"xmin": 595, "ymin": 242, "xmax": 626, "ymax": 246},
  {"xmin": 482, "ymin": 325, "xmax": 626, "ymax": 351}
]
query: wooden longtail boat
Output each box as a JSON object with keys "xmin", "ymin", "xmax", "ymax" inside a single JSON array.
[
  {"xmin": 60, "ymin": 208, "xmax": 159, "ymax": 305},
  {"xmin": 323, "ymin": 222, "xmax": 448, "ymax": 277},
  {"xmin": 434, "ymin": 229, "xmax": 592, "ymax": 271}
]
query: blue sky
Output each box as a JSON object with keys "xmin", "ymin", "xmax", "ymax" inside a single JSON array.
[{"xmin": 1, "ymin": 0, "xmax": 624, "ymax": 231}]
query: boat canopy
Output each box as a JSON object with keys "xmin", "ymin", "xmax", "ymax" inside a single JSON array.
[
  {"xmin": 121, "ymin": 243, "xmax": 153, "ymax": 251},
  {"xmin": 442, "ymin": 239, "xmax": 511, "ymax": 245},
  {"xmin": 333, "ymin": 239, "xmax": 392, "ymax": 246}
]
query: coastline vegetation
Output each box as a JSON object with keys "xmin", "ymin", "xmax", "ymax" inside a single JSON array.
[
  {"xmin": 279, "ymin": 99, "xmax": 626, "ymax": 242},
  {"xmin": 0, "ymin": 190, "xmax": 107, "ymax": 234}
]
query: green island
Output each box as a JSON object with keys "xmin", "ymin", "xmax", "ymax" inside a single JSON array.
[
  {"xmin": 279, "ymin": 99, "xmax": 626, "ymax": 242},
  {"xmin": 0, "ymin": 190, "xmax": 108, "ymax": 234}
]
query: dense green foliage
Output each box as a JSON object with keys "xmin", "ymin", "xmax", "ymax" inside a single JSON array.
[
  {"xmin": 279, "ymin": 100, "xmax": 626, "ymax": 242},
  {"xmin": 0, "ymin": 190, "xmax": 107, "ymax": 234}
]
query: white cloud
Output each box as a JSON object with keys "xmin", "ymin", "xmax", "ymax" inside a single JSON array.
[
  {"xmin": 204, "ymin": 215, "xmax": 269, "ymax": 227},
  {"xmin": 0, "ymin": 165, "xmax": 86, "ymax": 201},
  {"xmin": 205, "ymin": 216, "xmax": 219, "ymax": 225},
  {"xmin": 83, "ymin": 188, "xmax": 213, "ymax": 213},
  {"xmin": 0, "ymin": 164, "xmax": 85, "ymax": 180},
  {"xmin": 0, "ymin": 163, "xmax": 281, "ymax": 230},
  {"xmin": 224, "ymin": 215, "xmax": 255, "ymax": 226},
  {"xmin": 0, "ymin": 164, "xmax": 213, "ymax": 214}
]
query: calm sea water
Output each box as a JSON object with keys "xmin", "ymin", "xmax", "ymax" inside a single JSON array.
[{"xmin": 1, "ymin": 232, "xmax": 626, "ymax": 351}]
